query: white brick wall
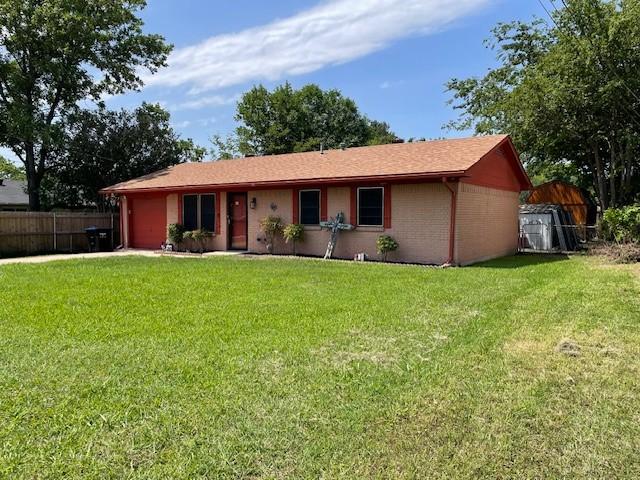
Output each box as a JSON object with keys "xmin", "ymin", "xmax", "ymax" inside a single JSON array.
[
  {"xmin": 156, "ymin": 182, "xmax": 519, "ymax": 265},
  {"xmin": 454, "ymin": 182, "xmax": 519, "ymax": 265}
]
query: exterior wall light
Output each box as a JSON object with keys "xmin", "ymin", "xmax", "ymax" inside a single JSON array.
[{"xmin": 249, "ymin": 197, "xmax": 257, "ymax": 209}]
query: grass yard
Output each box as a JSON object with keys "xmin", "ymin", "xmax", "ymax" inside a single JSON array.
[{"xmin": 1, "ymin": 254, "xmax": 639, "ymax": 479}]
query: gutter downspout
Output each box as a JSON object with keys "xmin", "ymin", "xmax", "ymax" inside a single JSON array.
[
  {"xmin": 118, "ymin": 195, "xmax": 126, "ymax": 249},
  {"xmin": 443, "ymin": 178, "xmax": 457, "ymax": 266}
]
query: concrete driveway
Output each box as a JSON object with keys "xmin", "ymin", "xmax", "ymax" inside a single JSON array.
[
  {"xmin": 0, "ymin": 249, "xmax": 247, "ymax": 266},
  {"xmin": 0, "ymin": 250, "xmax": 159, "ymax": 266}
]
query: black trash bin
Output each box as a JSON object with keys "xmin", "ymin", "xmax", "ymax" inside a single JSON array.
[{"xmin": 85, "ymin": 226, "xmax": 113, "ymax": 252}]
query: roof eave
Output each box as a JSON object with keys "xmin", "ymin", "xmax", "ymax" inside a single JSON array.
[{"xmin": 100, "ymin": 171, "xmax": 469, "ymax": 195}]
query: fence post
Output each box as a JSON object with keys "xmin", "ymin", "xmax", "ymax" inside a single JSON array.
[
  {"xmin": 111, "ymin": 214, "xmax": 114, "ymax": 249},
  {"xmin": 53, "ymin": 212, "xmax": 57, "ymax": 252}
]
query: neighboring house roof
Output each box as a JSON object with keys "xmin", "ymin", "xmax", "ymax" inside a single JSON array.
[
  {"xmin": 102, "ymin": 134, "xmax": 531, "ymax": 193},
  {"xmin": 0, "ymin": 179, "xmax": 28, "ymax": 206}
]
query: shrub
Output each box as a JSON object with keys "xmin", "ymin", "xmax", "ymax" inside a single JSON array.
[
  {"xmin": 260, "ymin": 215, "xmax": 284, "ymax": 254},
  {"xmin": 167, "ymin": 223, "xmax": 185, "ymax": 247},
  {"xmin": 601, "ymin": 205, "xmax": 640, "ymax": 243},
  {"xmin": 376, "ymin": 235, "xmax": 399, "ymax": 262},
  {"xmin": 183, "ymin": 229, "xmax": 212, "ymax": 253},
  {"xmin": 283, "ymin": 223, "xmax": 305, "ymax": 255}
]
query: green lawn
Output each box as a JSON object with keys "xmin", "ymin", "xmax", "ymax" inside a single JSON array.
[{"xmin": 1, "ymin": 255, "xmax": 639, "ymax": 479}]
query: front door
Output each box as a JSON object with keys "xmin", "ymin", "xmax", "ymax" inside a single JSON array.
[{"xmin": 228, "ymin": 192, "xmax": 248, "ymax": 250}]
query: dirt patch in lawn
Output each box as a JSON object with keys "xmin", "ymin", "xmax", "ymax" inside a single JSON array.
[{"xmin": 314, "ymin": 330, "xmax": 399, "ymax": 367}]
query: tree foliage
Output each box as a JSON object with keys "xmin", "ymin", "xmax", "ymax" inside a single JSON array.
[
  {"xmin": 601, "ymin": 205, "xmax": 640, "ymax": 243},
  {"xmin": 0, "ymin": 0, "xmax": 171, "ymax": 210},
  {"xmin": 43, "ymin": 104, "xmax": 205, "ymax": 211},
  {"xmin": 232, "ymin": 83, "xmax": 400, "ymax": 156},
  {"xmin": 0, "ymin": 155, "xmax": 25, "ymax": 180},
  {"xmin": 446, "ymin": 0, "xmax": 640, "ymax": 211}
]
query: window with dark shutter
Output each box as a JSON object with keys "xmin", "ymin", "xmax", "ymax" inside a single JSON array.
[
  {"xmin": 357, "ymin": 187, "xmax": 383, "ymax": 226},
  {"xmin": 299, "ymin": 190, "xmax": 320, "ymax": 225},
  {"xmin": 200, "ymin": 194, "xmax": 215, "ymax": 231},
  {"xmin": 183, "ymin": 195, "xmax": 198, "ymax": 230}
]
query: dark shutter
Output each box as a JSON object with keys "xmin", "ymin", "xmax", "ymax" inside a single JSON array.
[
  {"xmin": 300, "ymin": 190, "xmax": 320, "ymax": 225},
  {"xmin": 200, "ymin": 194, "xmax": 215, "ymax": 232},
  {"xmin": 183, "ymin": 195, "xmax": 198, "ymax": 230},
  {"xmin": 358, "ymin": 188, "xmax": 383, "ymax": 226}
]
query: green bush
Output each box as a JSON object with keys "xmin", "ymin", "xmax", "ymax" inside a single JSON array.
[
  {"xmin": 260, "ymin": 215, "xmax": 284, "ymax": 253},
  {"xmin": 167, "ymin": 223, "xmax": 185, "ymax": 246},
  {"xmin": 183, "ymin": 229, "xmax": 212, "ymax": 253},
  {"xmin": 602, "ymin": 205, "xmax": 640, "ymax": 243},
  {"xmin": 376, "ymin": 235, "xmax": 399, "ymax": 262},
  {"xmin": 283, "ymin": 223, "xmax": 305, "ymax": 255}
]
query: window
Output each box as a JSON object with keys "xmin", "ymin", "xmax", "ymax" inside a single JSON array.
[
  {"xmin": 299, "ymin": 190, "xmax": 320, "ymax": 225},
  {"xmin": 357, "ymin": 187, "xmax": 383, "ymax": 226},
  {"xmin": 183, "ymin": 194, "xmax": 216, "ymax": 231},
  {"xmin": 200, "ymin": 194, "xmax": 216, "ymax": 231},
  {"xmin": 183, "ymin": 195, "xmax": 198, "ymax": 231}
]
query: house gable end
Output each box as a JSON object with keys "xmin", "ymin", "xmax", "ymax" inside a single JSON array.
[{"xmin": 463, "ymin": 138, "xmax": 531, "ymax": 192}]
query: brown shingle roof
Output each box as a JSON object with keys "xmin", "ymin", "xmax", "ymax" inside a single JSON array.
[{"xmin": 102, "ymin": 135, "xmax": 514, "ymax": 193}]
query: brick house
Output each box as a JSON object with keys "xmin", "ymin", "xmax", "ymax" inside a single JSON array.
[{"xmin": 101, "ymin": 135, "xmax": 531, "ymax": 265}]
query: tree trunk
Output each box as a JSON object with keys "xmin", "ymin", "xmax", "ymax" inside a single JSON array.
[
  {"xmin": 25, "ymin": 143, "xmax": 41, "ymax": 211},
  {"xmin": 609, "ymin": 140, "xmax": 617, "ymax": 208},
  {"xmin": 593, "ymin": 142, "xmax": 608, "ymax": 213}
]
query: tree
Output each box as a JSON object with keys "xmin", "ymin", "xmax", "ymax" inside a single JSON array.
[
  {"xmin": 43, "ymin": 104, "xmax": 205, "ymax": 211},
  {"xmin": 0, "ymin": 155, "xmax": 25, "ymax": 180},
  {"xmin": 446, "ymin": 0, "xmax": 640, "ymax": 211},
  {"xmin": 210, "ymin": 133, "xmax": 241, "ymax": 160},
  {"xmin": 367, "ymin": 120, "xmax": 401, "ymax": 146},
  {"xmin": 0, "ymin": 0, "xmax": 171, "ymax": 210},
  {"xmin": 232, "ymin": 82, "xmax": 399, "ymax": 156}
]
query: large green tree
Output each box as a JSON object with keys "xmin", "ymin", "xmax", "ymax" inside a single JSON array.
[
  {"xmin": 447, "ymin": 0, "xmax": 640, "ymax": 211},
  {"xmin": 232, "ymin": 83, "xmax": 400, "ymax": 156},
  {"xmin": 0, "ymin": 155, "xmax": 25, "ymax": 180},
  {"xmin": 43, "ymin": 104, "xmax": 205, "ymax": 211},
  {"xmin": 0, "ymin": 0, "xmax": 171, "ymax": 210}
]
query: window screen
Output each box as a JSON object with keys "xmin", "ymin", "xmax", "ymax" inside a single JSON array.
[
  {"xmin": 183, "ymin": 195, "xmax": 198, "ymax": 230},
  {"xmin": 358, "ymin": 188, "xmax": 383, "ymax": 226},
  {"xmin": 200, "ymin": 194, "xmax": 215, "ymax": 231},
  {"xmin": 300, "ymin": 190, "xmax": 320, "ymax": 225}
]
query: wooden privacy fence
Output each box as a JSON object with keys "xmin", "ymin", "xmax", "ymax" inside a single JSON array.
[{"xmin": 0, "ymin": 212, "xmax": 120, "ymax": 257}]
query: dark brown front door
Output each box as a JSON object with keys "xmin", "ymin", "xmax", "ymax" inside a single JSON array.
[{"xmin": 228, "ymin": 192, "xmax": 248, "ymax": 250}]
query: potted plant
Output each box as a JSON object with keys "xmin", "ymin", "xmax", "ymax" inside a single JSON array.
[
  {"xmin": 283, "ymin": 223, "xmax": 305, "ymax": 255},
  {"xmin": 376, "ymin": 234, "xmax": 399, "ymax": 262},
  {"xmin": 260, "ymin": 215, "xmax": 284, "ymax": 254}
]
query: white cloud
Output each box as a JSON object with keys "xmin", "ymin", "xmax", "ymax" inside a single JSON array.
[
  {"xmin": 143, "ymin": 0, "xmax": 490, "ymax": 94},
  {"xmin": 169, "ymin": 94, "xmax": 240, "ymax": 111},
  {"xmin": 172, "ymin": 120, "xmax": 192, "ymax": 129},
  {"xmin": 197, "ymin": 117, "xmax": 217, "ymax": 127},
  {"xmin": 379, "ymin": 80, "xmax": 405, "ymax": 89}
]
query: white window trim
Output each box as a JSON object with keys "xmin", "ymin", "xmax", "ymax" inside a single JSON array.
[
  {"xmin": 357, "ymin": 186, "xmax": 384, "ymax": 227},
  {"xmin": 298, "ymin": 189, "xmax": 321, "ymax": 225},
  {"xmin": 182, "ymin": 193, "xmax": 216, "ymax": 231}
]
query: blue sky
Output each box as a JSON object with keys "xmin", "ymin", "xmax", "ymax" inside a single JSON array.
[{"xmin": 5, "ymin": 0, "xmax": 547, "ymax": 163}]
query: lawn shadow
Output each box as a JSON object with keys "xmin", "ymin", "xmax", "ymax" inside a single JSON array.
[{"xmin": 473, "ymin": 253, "xmax": 571, "ymax": 269}]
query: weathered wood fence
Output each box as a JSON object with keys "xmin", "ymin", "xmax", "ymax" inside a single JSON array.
[{"xmin": 0, "ymin": 212, "xmax": 119, "ymax": 257}]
